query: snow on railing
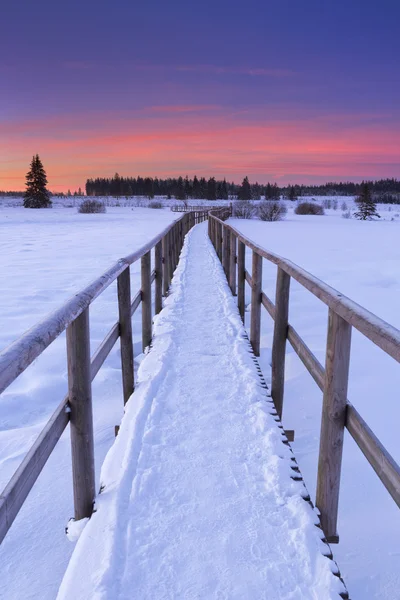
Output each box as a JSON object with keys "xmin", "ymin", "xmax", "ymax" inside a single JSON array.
[{"xmin": 208, "ymin": 210, "xmax": 400, "ymax": 544}]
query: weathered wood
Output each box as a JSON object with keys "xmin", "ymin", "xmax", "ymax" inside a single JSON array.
[
  {"xmin": 141, "ymin": 251, "xmax": 152, "ymax": 352},
  {"xmin": 261, "ymin": 291, "xmax": 275, "ymax": 319},
  {"xmin": 168, "ymin": 229, "xmax": 174, "ymax": 285},
  {"xmin": 162, "ymin": 234, "xmax": 169, "ymax": 296},
  {"xmin": 229, "ymin": 233, "xmax": 236, "ymax": 295},
  {"xmin": 223, "ymin": 227, "xmax": 230, "ymax": 280},
  {"xmin": 0, "ymin": 397, "xmax": 69, "ymax": 544},
  {"xmin": 117, "ymin": 267, "xmax": 134, "ymax": 404},
  {"xmin": 245, "ymin": 269, "xmax": 252, "ymax": 287},
  {"xmin": 287, "ymin": 324, "xmax": 325, "ymax": 391},
  {"xmin": 237, "ymin": 241, "xmax": 245, "ymax": 322},
  {"xmin": 67, "ymin": 308, "xmax": 96, "ymax": 521},
  {"xmin": 271, "ymin": 268, "xmax": 291, "ymax": 418},
  {"xmin": 250, "ymin": 251, "xmax": 262, "ymax": 356},
  {"xmin": 130, "ymin": 289, "xmax": 142, "ymax": 316},
  {"xmin": 155, "ymin": 241, "xmax": 163, "ymax": 314},
  {"xmin": 90, "ymin": 322, "xmax": 120, "ymax": 380},
  {"xmin": 346, "ymin": 403, "xmax": 400, "ymax": 508},
  {"xmin": 316, "ymin": 310, "xmax": 352, "ymax": 543}
]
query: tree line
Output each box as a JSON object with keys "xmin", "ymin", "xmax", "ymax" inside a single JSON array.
[{"xmin": 85, "ymin": 174, "xmax": 400, "ymax": 202}]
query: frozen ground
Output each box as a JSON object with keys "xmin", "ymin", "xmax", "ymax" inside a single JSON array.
[
  {"xmin": 231, "ymin": 204, "xmax": 400, "ymax": 600},
  {"xmin": 0, "ymin": 206, "xmax": 178, "ymax": 599},
  {"xmin": 57, "ymin": 223, "xmax": 346, "ymax": 600}
]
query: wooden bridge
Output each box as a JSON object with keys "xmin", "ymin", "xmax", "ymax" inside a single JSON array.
[{"xmin": 0, "ymin": 206, "xmax": 399, "ymax": 598}]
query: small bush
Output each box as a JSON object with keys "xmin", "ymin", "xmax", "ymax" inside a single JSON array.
[
  {"xmin": 332, "ymin": 199, "xmax": 338, "ymax": 210},
  {"xmin": 233, "ymin": 200, "xmax": 255, "ymax": 219},
  {"xmin": 341, "ymin": 201, "xmax": 348, "ymax": 211},
  {"xmin": 257, "ymin": 200, "xmax": 287, "ymax": 222},
  {"xmin": 295, "ymin": 201, "xmax": 324, "ymax": 215},
  {"xmin": 342, "ymin": 210, "xmax": 351, "ymax": 219},
  {"xmin": 322, "ymin": 198, "xmax": 332, "ymax": 209},
  {"xmin": 148, "ymin": 200, "xmax": 163, "ymax": 209},
  {"xmin": 78, "ymin": 199, "xmax": 106, "ymax": 214}
]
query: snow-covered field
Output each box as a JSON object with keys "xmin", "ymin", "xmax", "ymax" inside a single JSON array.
[
  {"xmin": 0, "ymin": 205, "xmax": 178, "ymax": 599},
  {"xmin": 231, "ymin": 203, "xmax": 400, "ymax": 600},
  {"xmin": 0, "ymin": 197, "xmax": 399, "ymax": 599}
]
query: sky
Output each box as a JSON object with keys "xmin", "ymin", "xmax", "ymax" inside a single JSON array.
[{"xmin": 1, "ymin": 0, "xmax": 400, "ymax": 192}]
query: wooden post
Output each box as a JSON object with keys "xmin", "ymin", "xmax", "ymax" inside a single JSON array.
[
  {"xmin": 229, "ymin": 232, "xmax": 236, "ymax": 295},
  {"xmin": 271, "ymin": 268, "xmax": 290, "ymax": 418},
  {"xmin": 316, "ymin": 309, "xmax": 352, "ymax": 543},
  {"xmin": 223, "ymin": 226, "xmax": 230, "ymax": 280},
  {"xmin": 250, "ymin": 251, "xmax": 262, "ymax": 356},
  {"xmin": 168, "ymin": 230, "xmax": 173, "ymax": 284},
  {"xmin": 162, "ymin": 234, "xmax": 169, "ymax": 296},
  {"xmin": 141, "ymin": 251, "xmax": 152, "ymax": 351},
  {"xmin": 155, "ymin": 241, "xmax": 163, "ymax": 314},
  {"xmin": 66, "ymin": 308, "xmax": 95, "ymax": 520},
  {"xmin": 117, "ymin": 267, "xmax": 134, "ymax": 404},
  {"xmin": 237, "ymin": 241, "xmax": 245, "ymax": 322}
]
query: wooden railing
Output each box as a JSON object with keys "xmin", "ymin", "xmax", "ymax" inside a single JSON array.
[
  {"xmin": 208, "ymin": 211, "xmax": 400, "ymax": 544},
  {"xmin": 0, "ymin": 210, "xmax": 209, "ymax": 544},
  {"xmin": 171, "ymin": 204, "xmax": 231, "ymax": 213}
]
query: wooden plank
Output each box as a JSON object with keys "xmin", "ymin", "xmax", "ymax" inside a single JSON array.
[
  {"xmin": 66, "ymin": 308, "xmax": 96, "ymax": 521},
  {"xmin": 162, "ymin": 234, "xmax": 169, "ymax": 296},
  {"xmin": 155, "ymin": 241, "xmax": 163, "ymax": 314},
  {"xmin": 245, "ymin": 269, "xmax": 252, "ymax": 287},
  {"xmin": 141, "ymin": 251, "xmax": 152, "ymax": 352},
  {"xmin": 130, "ymin": 289, "xmax": 141, "ymax": 316},
  {"xmin": 223, "ymin": 226, "xmax": 230, "ymax": 280},
  {"xmin": 287, "ymin": 324, "xmax": 325, "ymax": 390},
  {"xmin": 271, "ymin": 268, "xmax": 291, "ymax": 419},
  {"xmin": 237, "ymin": 241, "xmax": 245, "ymax": 322},
  {"xmin": 261, "ymin": 291, "xmax": 275, "ymax": 320},
  {"xmin": 316, "ymin": 310, "xmax": 352, "ymax": 543},
  {"xmin": 0, "ymin": 397, "xmax": 69, "ymax": 544},
  {"xmin": 346, "ymin": 404, "xmax": 400, "ymax": 508},
  {"xmin": 229, "ymin": 232, "xmax": 236, "ymax": 295},
  {"xmin": 90, "ymin": 322, "xmax": 120, "ymax": 380},
  {"xmin": 250, "ymin": 251, "xmax": 262, "ymax": 356},
  {"xmin": 117, "ymin": 267, "xmax": 134, "ymax": 404}
]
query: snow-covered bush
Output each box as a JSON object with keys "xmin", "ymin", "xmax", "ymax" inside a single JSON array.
[
  {"xmin": 341, "ymin": 201, "xmax": 348, "ymax": 211},
  {"xmin": 342, "ymin": 210, "xmax": 351, "ymax": 219},
  {"xmin": 78, "ymin": 199, "xmax": 106, "ymax": 214},
  {"xmin": 257, "ymin": 201, "xmax": 287, "ymax": 222},
  {"xmin": 322, "ymin": 198, "xmax": 332, "ymax": 209},
  {"xmin": 233, "ymin": 200, "xmax": 255, "ymax": 219},
  {"xmin": 149, "ymin": 200, "xmax": 163, "ymax": 209},
  {"xmin": 295, "ymin": 202, "xmax": 324, "ymax": 215}
]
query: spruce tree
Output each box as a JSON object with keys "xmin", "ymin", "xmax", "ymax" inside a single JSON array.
[
  {"xmin": 238, "ymin": 176, "xmax": 252, "ymax": 200},
  {"xmin": 24, "ymin": 155, "xmax": 51, "ymax": 208},
  {"xmin": 354, "ymin": 182, "xmax": 380, "ymax": 220}
]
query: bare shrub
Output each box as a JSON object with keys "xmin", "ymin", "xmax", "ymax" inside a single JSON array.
[
  {"xmin": 295, "ymin": 201, "xmax": 324, "ymax": 215},
  {"xmin": 322, "ymin": 198, "xmax": 332, "ymax": 209},
  {"xmin": 78, "ymin": 199, "xmax": 106, "ymax": 214},
  {"xmin": 233, "ymin": 200, "xmax": 255, "ymax": 219},
  {"xmin": 342, "ymin": 210, "xmax": 351, "ymax": 219},
  {"xmin": 148, "ymin": 200, "xmax": 163, "ymax": 209},
  {"xmin": 332, "ymin": 199, "xmax": 338, "ymax": 210},
  {"xmin": 341, "ymin": 201, "xmax": 348, "ymax": 211},
  {"xmin": 257, "ymin": 200, "xmax": 287, "ymax": 222}
]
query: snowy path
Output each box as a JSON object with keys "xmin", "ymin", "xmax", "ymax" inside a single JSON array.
[{"xmin": 57, "ymin": 223, "xmax": 345, "ymax": 600}]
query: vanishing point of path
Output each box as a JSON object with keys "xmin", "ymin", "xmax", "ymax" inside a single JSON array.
[{"xmin": 57, "ymin": 223, "xmax": 346, "ymax": 599}]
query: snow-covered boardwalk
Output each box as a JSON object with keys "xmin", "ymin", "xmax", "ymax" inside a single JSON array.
[{"xmin": 57, "ymin": 224, "xmax": 345, "ymax": 599}]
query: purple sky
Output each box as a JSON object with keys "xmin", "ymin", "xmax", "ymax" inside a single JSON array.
[{"xmin": 1, "ymin": 0, "xmax": 400, "ymax": 190}]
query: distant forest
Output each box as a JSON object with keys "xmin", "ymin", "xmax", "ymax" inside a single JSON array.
[
  {"xmin": 2, "ymin": 176, "xmax": 400, "ymax": 203},
  {"xmin": 85, "ymin": 175, "xmax": 400, "ymax": 203}
]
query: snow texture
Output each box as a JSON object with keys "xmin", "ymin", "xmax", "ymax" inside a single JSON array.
[{"xmin": 57, "ymin": 223, "xmax": 345, "ymax": 600}]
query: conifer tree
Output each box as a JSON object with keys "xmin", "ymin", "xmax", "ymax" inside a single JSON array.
[
  {"xmin": 207, "ymin": 177, "xmax": 217, "ymax": 200},
  {"xmin": 354, "ymin": 182, "xmax": 380, "ymax": 220},
  {"xmin": 238, "ymin": 176, "xmax": 252, "ymax": 200},
  {"xmin": 24, "ymin": 155, "xmax": 51, "ymax": 208}
]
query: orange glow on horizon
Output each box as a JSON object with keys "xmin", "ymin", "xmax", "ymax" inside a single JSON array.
[{"xmin": 1, "ymin": 107, "xmax": 399, "ymax": 192}]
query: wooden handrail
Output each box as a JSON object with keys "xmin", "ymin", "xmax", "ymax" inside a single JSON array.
[
  {"xmin": 0, "ymin": 210, "xmax": 210, "ymax": 545},
  {"xmin": 208, "ymin": 210, "xmax": 400, "ymax": 543}
]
